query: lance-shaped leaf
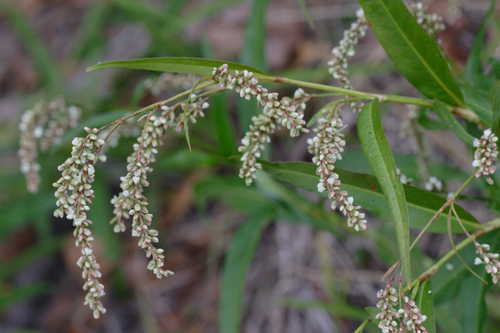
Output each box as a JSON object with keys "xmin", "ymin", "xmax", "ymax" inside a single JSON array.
[
  {"xmin": 87, "ymin": 57, "xmax": 266, "ymax": 76},
  {"xmin": 416, "ymin": 280, "xmax": 436, "ymax": 333},
  {"xmin": 359, "ymin": 0, "xmax": 464, "ymax": 106},
  {"xmin": 238, "ymin": 0, "xmax": 269, "ymax": 129},
  {"xmin": 358, "ymin": 101, "xmax": 411, "ymax": 280},
  {"xmin": 220, "ymin": 209, "xmax": 274, "ymax": 333},
  {"xmin": 261, "ymin": 161, "xmax": 480, "ymax": 233},
  {"xmin": 433, "ymin": 102, "xmax": 475, "ymax": 145}
]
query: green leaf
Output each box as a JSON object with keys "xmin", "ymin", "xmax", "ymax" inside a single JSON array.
[
  {"xmin": 87, "ymin": 57, "xmax": 266, "ymax": 76},
  {"xmin": 454, "ymin": 274, "xmax": 487, "ymax": 333},
  {"xmin": 195, "ymin": 177, "xmax": 271, "ymax": 215},
  {"xmin": 238, "ymin": 0, "xmax": 269, "ymax": 129},
  {"xmin": 491, "ymin": 81, "xmax": 500, "ymax": 142},
  {"xmin": 261, "ymin": 161, "xmax": 480, "ymax": 233},
  {"xmin": 241, "ymin": 0, "xmax": 268, "ymax": 71},
  {"xmin": 219, "ymin": 210, "xmax": 274, "ymax": 333},
  {"xmin": 462, "ymin": 83, "xmax": 493, "ymax": 124},
  {"xmin": 202, "ymin": 44, "xmax": 237, "ymax": 156},
  {"xmin": 464, "ymin": 0, "xmax": 496, "ymax": 83},
  {"xmin": 211, "ymin": 93, "xmax": 237, "ymax": 156},
  {"xmin": 359, "ymin": 0, "xmax": 464, "ymax": 106},
  {"xmin": 358, "ymin": 101, "xmax": 411, "ymax": 280},
  {"xmin": 433, "ymin": 103, "xmax": 475, "ymax": 145},
  {"xmin": 256, "ymin": 172, "xmax": 344, "ymax": 234},
  {"xmin": 416, "ymin": 280, "xmax": 436, "ymax": 333},
  {"xmin": 433, "ymin": 229, "xmax": 500, "ymax": 303}
]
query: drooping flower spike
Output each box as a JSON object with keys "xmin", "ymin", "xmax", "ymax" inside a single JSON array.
[
  {"xmin": 53, "ymin": 127, "xmax": 106, "ymax": 318},
  {"xmin": 212, "ymin": 64, "xmax": 309, "ymax": 185}
]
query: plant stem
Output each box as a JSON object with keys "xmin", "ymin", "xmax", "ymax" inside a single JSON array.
[
  {"xmin": 410, "ymin": 175, "xmax": 475, "ymax": 250},
  {"xmin": 258, "ymin": 75, "xmax": 481, "ymax": 124},
  {"xmin": 98, "ymin": 80, "xmax": 215, "ymax": 134},
  {"xmin": 406, "ymin": 217, "xmax": 500, "ymax": 290},
  {"xmin": 356, "ymin": 217, "xmax": 500, "ymax": 333}
]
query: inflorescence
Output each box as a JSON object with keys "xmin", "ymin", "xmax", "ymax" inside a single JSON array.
[
  {"xmin": 24, "ymin": 7, "xmax": 497, "ymax": 317},
  {"xmin": 424, "ymin": 176, "xmax": 443, "ymax": 192},
  {"xmin": 53, "ymin": 127, "xmax": 106, "ymax": 318},
  {"xmin": 110, "ymin": 110, "xmax": 177, "ymax": 279},
  {"xmin": 409, "ymin": 2, "xmax": 446, "ymax": 37},
  {"xmin": 51, "ymin": 88, "xmax": 209, "ymax": 317},
  {"xmin": 307, "ymin": 111, "xmax": 367, "ymax": 231},
  {"xmin": 19, "ymin": 99, "xmax": 80, "ymax": 192},
  {"xmin": 212, "ymin": 64, "xmax": 309, "ymax": 185},
  {"xmin": 327, "ymin": 9, "xmax": 368, "ymax": 93},
  {"xmin": 472, "ymin": 128, "xmax": 498, "ymax": 185},
  {"xmin": 474, "ymin": 242, "xmax": 500, "ymax": 284},
  {"xmin": 327, "ymin": 3, "xmax": 445, "ymax": 112},
  {"xmin": 375, "ymin": 284, "xmax": 428, "ymax": 333}
]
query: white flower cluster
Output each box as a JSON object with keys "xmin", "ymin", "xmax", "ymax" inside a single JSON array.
[
  {"xmin": 176, "ymin": 93, "xmax": 210, "ymax": 132},
  {"xmin": 474, "ymin": 242, "xmax": 500, "ymax": 284},
  {"xmin": 409, "ymin": 2, "xmax": 446, "ymax": 36},
  {"xmin": 212, "ymin": 64, "xmax": 309, "ymax": 185},
  {"xmin": 472, "ymin": 128, "xmax": 498, "ymax": 185},
  {"xmin": 19, "ymin": 99, "xmax": 80, "ymax": 192},
  {"xmin": 53, "ymin": 127, "xmax": 106, "ymax": 319},
  {"xmin": 327, "ymin": 9, "xmax": 368, "ymax": 92},
  {"xmin": 375, "ymin": 285, "xmax": 428, "ymax": 333},
  {"xmin": 307, "ymin": 113, "xmax": 367, "ymax": 231},
  {"xmin": 398, "ymin": 296, "xmax": 428, "ymax": 333},
  {"xmin": 111, "ymin": 110, "xmax": 176, "ymax": 279},
  {"xmin": 375, "ymin": 284, "xmax": 400, "ymax": 333},
  {"xmin": 396, "ymin": 168, "xmax": 413, "ymax": 185},
  {"xmin": 424, "ymin": 176, "xmax": 443, "ymax": 192},
  {"xmin": 327, "ymin": 4, "xmax": 443, "ymax": 106}
]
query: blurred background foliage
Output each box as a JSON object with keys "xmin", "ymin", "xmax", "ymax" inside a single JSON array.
[{"xmin": 0, "ymin": 0, "xmax": 499, "ymax": 332}]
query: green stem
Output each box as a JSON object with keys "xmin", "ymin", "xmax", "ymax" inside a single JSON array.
[
  {"xmin": 410, "ymin": 175, "xmax": 475, "ymax": 250},
  {"xmin": 98, "ymin": 80, "xmax": 215, "ymax": 134},
  {"xmin": 259, "ymin": 75, "xmax": 432, "ymax": 105},
  {"xmin": 406, "ymin": 217, "xmax": 500, "ymax": 290},
  {"xmin": 258, "ymin": 74, "xmax": 481, "ymax": 124},
  {"xmin": 356, "ymin": 217, "xmax": 500, "ymax": 332}
]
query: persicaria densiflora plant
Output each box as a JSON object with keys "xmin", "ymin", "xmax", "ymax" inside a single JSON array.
[{"xmin": 16, "ymin": 0, "xmax": 500, "ymax": 330}]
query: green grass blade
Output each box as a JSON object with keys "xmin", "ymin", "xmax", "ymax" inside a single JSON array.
[
  {"xmin": 464, "ymin": 0, "xmax": 496, "ymax": 83},
  {"xmin": 358, "ymin": 101, "xmax": 411, "ymax": 281},
  {"xmin": 359, "ymin": 0, "xmax": 464, "ymax": 106},
  {"xmin": 211, "ymin": 92, "xmax": 237, "ymax": 156},
  {"xmin": 203, "ymin": 42, "xmax": 237, "ymax": 156},
  {"xmin": 219, "ymin": 209, "xmax": 274, "ymax": 333},
  {"xmin": 238, "ymin": 0, "xmax": 269, "ymax": 129}
]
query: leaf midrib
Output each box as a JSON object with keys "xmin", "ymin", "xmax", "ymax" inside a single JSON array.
[
  {"xmin": 375, "ymin": 0, "xmax": 463, "ymax": 106},
  {"xmin": 266, "ymin": 166, "xmax": 479, "ymax": 229}
]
